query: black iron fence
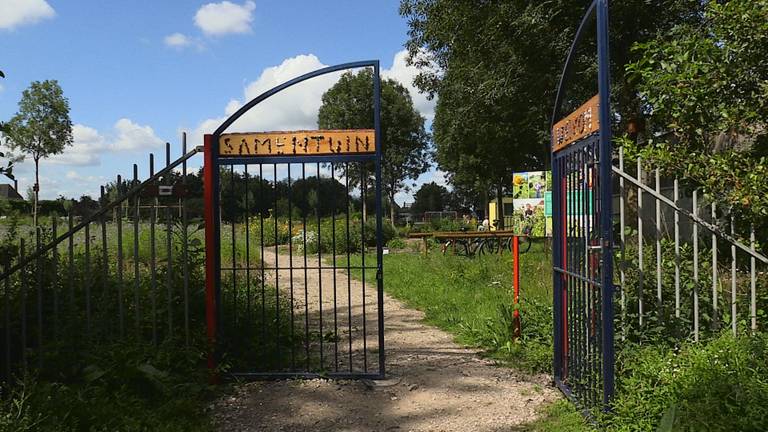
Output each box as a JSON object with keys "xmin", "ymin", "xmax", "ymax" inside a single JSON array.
[{"xmin": 0, "ymin": 137, "xmax": 202, "ymax": 383}]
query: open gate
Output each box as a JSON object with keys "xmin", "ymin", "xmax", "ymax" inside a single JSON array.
[
  {"xmin": 551, "ymin": 0, "xmax": 615, "ymax": 411},
  {"xmin": 203, "ymin": 61, "xmax": 386, "ymax": 379}
]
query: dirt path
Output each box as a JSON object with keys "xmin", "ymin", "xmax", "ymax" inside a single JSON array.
[{"xmin": 212, "ymin": 249, "xmax": 558, "ymax": 431}]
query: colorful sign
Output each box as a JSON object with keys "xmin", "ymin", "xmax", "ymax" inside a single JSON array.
[
  {"xmin": 552, "ymin": 94, "xmax": 600, "ymax": 152},
  {"xmin": 218, "ymin": 129, "xmax": 376, "ymax": 157},
  {"xmin": 513, "ymin": 171, "xmax": 551, "ymax": 200}
]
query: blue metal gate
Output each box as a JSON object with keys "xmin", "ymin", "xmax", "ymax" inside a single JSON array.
[
  {"xmin": 551, "ymin": 0, "xmax": 615, "ymax": 412},
  {"xmin": 203, "ymin": 61, "xmax": 386, "ymax": 380}
]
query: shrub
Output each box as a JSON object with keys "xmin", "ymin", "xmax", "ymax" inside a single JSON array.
[
  {"xmin": 292, "ymin": 217, "xmax": 395, "ymax": 254},
  {"xmin": 387, "ymin": 238, "xmax": 406, "ymax": 249},
  {"xmin": 609, "ymin": 333, "xmax": 768, "ymax": 432},
  {"xmin": 248, "ymin": 217, "xmax": 292, "ymax": 246}
]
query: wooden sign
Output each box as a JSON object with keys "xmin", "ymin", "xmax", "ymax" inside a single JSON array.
[
  {"xmin": 552, "ymin": 95, "xmax": 600, "ymax": 152},
  {"xmin": 218, "ymin": 129, "xmax": 376, "ymax": 157}
]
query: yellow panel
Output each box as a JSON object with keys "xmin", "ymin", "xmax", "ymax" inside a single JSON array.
[{"xmin": 218, "ymin": 129, "xmax": 376, "ymax": 157}]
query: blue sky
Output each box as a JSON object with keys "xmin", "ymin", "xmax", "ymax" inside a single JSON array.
[{"xmin": 0, "ymin": 0, "xmax": 444, "ymax": 202}]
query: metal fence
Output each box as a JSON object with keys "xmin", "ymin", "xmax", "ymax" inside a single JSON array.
[
  {"xmin": 213, "ymin": 160, "xmax": 385, "ymax": 378},
  {"xmin": 614, "ymin": 147, "xmax": 768, "ymax": 342},
  {"xmin": 0, "ymin": 136, "xmax": 201, "ymax": 382}
]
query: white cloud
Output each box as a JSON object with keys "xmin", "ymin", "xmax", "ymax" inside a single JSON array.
[
  {"xmin": 112, "ymin": 118, "xmax": 165, "ymax": 152},
  {"xmin": 164, "ymin": 32, "xmax": 191, "ymax": 47},
  {"xmin": 383, "ymin": 49, "xmax": 436, "ymax": 121},
  {"xmin": 191, "ymin": 53, "xmax": 344, "ymax": 143},
  {"xmin": 48, "ymin": 124, "xmax": 106, "ymax": 166},
  {"xmin": 194, "ymin": 0, "xmax": 255, "ymax": 36},
  {"xmin": 0, "ymin": 83, "xmax": 4, "ymax": 93},
  {"xmin": 0, "ymin": 0, "xmax": 55, "ymax": 30},
  {"xmin": 44, "ymin": 119, "xmax": 164, "ymax": 167}
]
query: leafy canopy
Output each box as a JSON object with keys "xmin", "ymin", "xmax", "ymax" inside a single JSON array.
[
  {"xmin": 318, "ymin": 69, "xmax": 431, "ymax": 219},
  {"xmin": 5, "ymin": 80, "xmax": 73, "ymax": 162},
  {"xmin": 410, "ymin": 181, "xmax": 449, "ymax": 215},
  {"xmin": 400, "ymin": 0, "xmax": 704, "ymax": 193},
  {"xmin": 623, "ymin": 0, "xmax": 768, "ymax": 232}
]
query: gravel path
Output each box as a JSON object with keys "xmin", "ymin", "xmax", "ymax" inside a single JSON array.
[{"xmin": 212, "ymin": 249, "xmax": 558, "ymax": 431}]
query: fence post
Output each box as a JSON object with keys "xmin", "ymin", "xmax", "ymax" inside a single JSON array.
[
  {"xmin": 513, "ymin": 236, "xmax": 521, "ymax": 339},
  {"xmin": 203, "ymin": 134, "xmax": 219, "ymax": 383}
]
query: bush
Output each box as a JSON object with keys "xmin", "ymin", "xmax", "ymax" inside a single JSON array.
[
  {"xmin": 387, "ymin": 238, "xmax": 406, "ymax": 249},
  {"xmin": 608, "ymin": 333, "xmax": 768, "ymax": 432},
  {"xmin": 0, "ymin": 341, "xmax": 212, "ymax": 432},
  {"xmin": 248, "ymin": 217, "xmax": 293, "ymax": 246},
  {"xmin": 292, "ymin": 217, "xmax": 395, "ymax": 254}
]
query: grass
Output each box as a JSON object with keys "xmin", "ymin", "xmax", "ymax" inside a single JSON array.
[
  {"xmin": 513, "ymin": 400, "xmax": 591, "ymax": 432},
  {"xmin": 345, "ymin": 242, "xmax": 591, "ymax": 430},
  {"xmin": 347, "ymin": 240, "xmax": 556, "ymax": 372},
  {"xmin": 346, "ymin": 244, "xmax": 768, "ymax": 431}
]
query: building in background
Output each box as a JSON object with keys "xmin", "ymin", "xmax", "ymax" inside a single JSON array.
[{"xmin": 0, "ymin": 184, "xmax": 23, "ymax": 201}]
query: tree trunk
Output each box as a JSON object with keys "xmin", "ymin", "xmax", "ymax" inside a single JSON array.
[
  {"xmin": 361, "ymin": 175, "xmax": 367, "ymax": 223},
  {"xmin": 496, "ymin": 181, "xmax": 504, "ymax": 230},
  {"xmin": 389, "ymin": 189, "xmax": 396, "ymax": 226},
  {"xmin": 33, "ymin": 157, "xmax": 39, "ymax": 229}
]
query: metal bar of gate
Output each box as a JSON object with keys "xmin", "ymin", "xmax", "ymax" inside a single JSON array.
[{"xmin": 596, "ymin": 0, "xmax": 615, "ymax": 406}]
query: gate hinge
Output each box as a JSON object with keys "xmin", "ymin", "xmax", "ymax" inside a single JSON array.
[{"xmin": 376, "ymin": 268, "xmax": 383, "ymax": 282}]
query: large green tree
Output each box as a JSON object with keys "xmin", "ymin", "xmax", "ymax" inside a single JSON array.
[
  {"xmin": 4, "ymin": 80, "xmax": 73, "ymax": 226},
  {"xmin": 623, "ymin": 0, "xmax": 768, "ymax": 234},
  {"xmin": 410, "ymin": 181, "xmax": 448, "ymax": 215},
  {"xmin": 318, "ymin": 69, "xmax": 431, "ymax": 224},
  {"xmin": 400, "ymin": 0, "xmax": 703, "ymax": 201}
]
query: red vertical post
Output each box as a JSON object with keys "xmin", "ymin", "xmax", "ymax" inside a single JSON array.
[
  {"xmin": 512, "ymin": 236, "xmax": 521, "ymax": 339},
  {"xmin": 203, "ymin": 134, "xmax": 218, "ymax": 383}
]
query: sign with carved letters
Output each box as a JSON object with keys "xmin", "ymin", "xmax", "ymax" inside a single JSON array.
[
  {"xmin": 218, "ymin": 129, "xmax": 376, "ymax": 157},
  {"xmin": 552, "ymin": 94, "xmax": 600, "ymax": 152}
]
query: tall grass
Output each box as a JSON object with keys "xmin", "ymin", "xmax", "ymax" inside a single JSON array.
[{"xmin": 360, "ymin": 245, "xmax": 768, "ymax": 431}]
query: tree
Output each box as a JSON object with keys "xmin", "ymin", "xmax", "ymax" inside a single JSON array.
[
  {"xmin": 0, "ymin": 69, "xmax": 20, "ymax": 184},
  {"xmin": 410, "ymin": 181, "xmax": 448, "ymax": 216},
  {"xmin": 5, "ymin": 80, "xmax": 73, "ymax": 227},
  {"xmin": 622, "ymin": 0, "xmax": 768, "ymax": 236},
  {"xmin": 400, "ymin": 0, "xmax": 704, "ymax": 203},
  {"xmin": 318, "ymin": 69, "xmax": 431, "ymax": 224}
]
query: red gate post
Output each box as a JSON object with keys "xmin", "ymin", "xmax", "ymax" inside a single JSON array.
[
  {"xmin": 203, "ymin": 134, "xmax": 219, "ymax": 384},
  {"xmin": 512, "ymin": 236, "xmax": 521, "ymax": 339}
]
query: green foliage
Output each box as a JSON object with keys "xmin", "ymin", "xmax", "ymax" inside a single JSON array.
[
  {"xmin": 622, "ymin": 0, "xmax": 768, "ymax": 241},
  {"xmin": 292, "ymin": 217, "xmax": 396, "ymax": 255},
  {"xmin": 0, "ymin": 342, "xmax": 212, "ymax": 432},
  {"xmin": 4, "ymin": 80, "xmax": 73, "ymax": 161},
  {"xmin": 386, "ymin": 237, "xmax": 406, "ymax": 250},
  {"xmin": 248, "ymin": 217, "xmax": 294, "ymax": 247},
  {"xmin": 608, "ymin": 333, "xmax": 768, "ymax": 432},
  {"xmin": 626, "ymin": 0, "xmax": 768, "ymax": 150},
  {"xmin": 515, "ymin": 400, "xmax": 590, "ymax": 432},
  {"xmin": 619, "ymin": 137, "xmax": 768, "ymax": 242},
  {"xmin": 318, "ymin": 69, "xmax": 431, "ymax": 223},
  {"xmin": 410, "ymin": 181, "xmax": 449, "ymax": 215},
  {"xmin": 400, "ymin": 0, "xmax": 703, "ymax": 194}
]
